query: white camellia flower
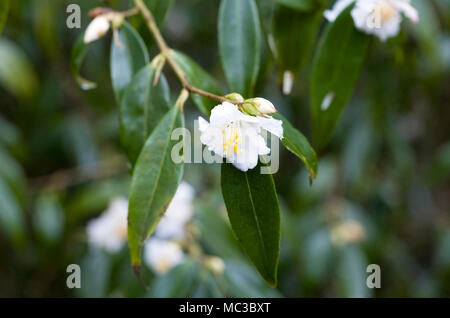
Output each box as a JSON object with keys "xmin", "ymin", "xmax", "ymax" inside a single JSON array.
[
  {"xmin": 86, "ymin": 197, "xmax": 128, "ymax": 253},
  {"xmin": 144, "ymin": 238, "xmax": 185, "ymax": 274},
  {"xmin": 324, "ymin": 0, "xmax": 419, "ymax": 41},
  {"xmin": 84, "ymin": 16, "xmax": 111, "ymax": 43},
  {"xmin": 198, "ymin": 102, "xmax": 283, "ymax": 172},
  {"xmin": 155, "ymin": 182, "xmax": 195, "ymax": 240}
]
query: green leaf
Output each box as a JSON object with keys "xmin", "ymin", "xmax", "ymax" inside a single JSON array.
[
  {"xmin": 33, "ymin": 194, "xmax": 65, "ymax": 244},
  {"xmin": 221, "ymin": 163, "xmax": 280, "ymax": 286},
  {"xmin": 0, "ymin": 177, "xmax": 25, "ymax": 246},
  {"xmin": 144, "ymin": 0, "xmax": 175, "ymax": 27},
  {"xmin": 0, "ymin": 38, "xmax": 38, "ymax": 98},
  {"xmin": 170, "ymin": 50, "xmax": 222, "ymax": 115},
  {"xmin": 273, "ymin": 113, "xmax": 318, "ymax": 179},
  {"xmin": 272, "ymin": 3, "xmax": 323, "ymax": 87},
  {"xmin": 110, "ymin": 22, "xmax": 149, "ymax": 103},
  {"xmin": 310, "ymin": 5, "xmax": 369, "ymax": 149},
  {"xmin": 120, "ymin": 65, "xmax": 170, "ymax": 166},
  {"xmin": 277, "ymin": 0, "xmax": 322, "ymax": 11},
  {"xmin": 128, "ymin": 105, "xmax": 185, "ymax": 271},
  {"xmin": 70, "ymin": 34, "xmax": 97, "ymax": 90},
  {"xmin": 0, "ymin": 0, "xmax": 10, "ymax": 34},
  {"xmin": 218, "ymin": 0, "xmax": 262, "ymax": 97}
]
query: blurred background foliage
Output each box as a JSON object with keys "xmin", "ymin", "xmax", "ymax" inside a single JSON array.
[{"xmin": 0, "ymin": 0, "xmax": 449, "ymax": 297}]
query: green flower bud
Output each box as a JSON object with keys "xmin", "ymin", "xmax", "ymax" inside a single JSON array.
[
  {"xmin": 225, "ymin": 93, "xmax": 244, "ymax": 103},
  {"xmin": 241, "ymin": 101, "xmax": 261, "ymax": 116}
]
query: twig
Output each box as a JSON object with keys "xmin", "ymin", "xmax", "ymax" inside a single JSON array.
[{"xmin": 134, "ymin": 0, "xmax": 240, "ymax": 106}]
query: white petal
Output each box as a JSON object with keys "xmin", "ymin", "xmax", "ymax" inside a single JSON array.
[
  {"xmin": 257, "ymin": 116, "xmax": 284, "ymax": 139},
  {"xmin": 144, "ymin": 239, "xmax": 185, "ymax": 274},
  {"xmin": 197, "ymin": 116, "xmax": 209, "ymax": 132},
  {"xmin": 393, "ymin": 0, "xmax": 419, "ymax": 23},
  {"xmin": 209, "ymin": 102, "xmax": 244, "ymax": 127},
  {"xmin": 324, "ymin": 0, "xmax": 355, "ymax": 22},
  {"xmin": 84, "ymin": 16, "xmax": 110, "ymax": 43}
]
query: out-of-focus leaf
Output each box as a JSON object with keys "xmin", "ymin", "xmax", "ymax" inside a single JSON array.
[
  {"xmin": 0, "ymin": 178, "xmax": 25, "ymax": 246},
  {"xmin": 301, "ymin": 228, "xmax": 334, "ymax": 284},
  {"xmin": 63, "ymin": 117, "xmax": 98, "ymax": 175},
  {"xmin": 76, "ymin": 247, "xmax": 111, "ymax": 298},
  {"xmin": 310, "ymin": 5, "xmax": 369, "ymax": 149},
  {"xmin": 0, "ymin": 38, "xmax": 38, "ymax": 98},
  {"xmin": 273, "ymin": 113, "xmax": 318, "ymax": 179},
  {"xmin": 170, "ymin": 50, "xmax": 222, "ymax": 115},
  {"xmin": 110, "ymin": 22, "xmax": 149, "ymax": 103},
  {"xmin": 0, "ymin": 0, "xmax": 10, "ymax": 34},
  {"xmin": 196, "ymin": 195, "xmax": 243, "ymax": 260},
  {"xmin": 144, "ymin": 0, "xmax": 175, "ymax": 26},
  {"xmin": 429, "ymin": 142, "xmax": 450, "ymax": 184},
  {"xmin": 224, "ymin": 260, "xmax": 283, "ymax": 297},
  {"xmin": 277, "ymin": 0, "xmax": 321, "ymax": 11},
  {"xmin": 148, "ymin": 261, "xmax": 200, "ymax": 297},
  {"xmin": 70, "ymin": 34, "xmax": 97, "ymax": 90},
  {"xmin": 336, "ymin": 245, "xmax": 371, "ymax": 298},
  {"xmin": 128, "ymin": 105, "xmax": 184, "ymax": 272},
  {"xmin": 65, "ymin": 177, "xmax": 129, "ymax": 224},
  {"xmin": 218, "ymin": 0, "xmax": 262, "ymax": 97},
  {"xmin": 0, "ymin": 146, "xmax": 26, "ymax": 203},
  {"xmin": 409, "ymin": 0, "xmax": 444, "ymax": 74},
  {"xmin": 272, "ymin": 3, "xmax": 323, "ymax": 90},
  {"xmin": 120, "ymin": 65, "xmax": 170, "ymax": 166},
  {"xmin": 221, "ymin": 163, "xmax": 280, "ymax": 286},
  {"xmin": 33, "ymin": 194, "xmax": 65, "ymax": 244}
]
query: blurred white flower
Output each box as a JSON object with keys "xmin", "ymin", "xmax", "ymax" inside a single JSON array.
[
  {"xmin": 155, "ymin": 182, "xmax": 195, "ymax": 240},
  {"xmin": 86, "ymin": 197, "xmax": 128, "ymax": 253},
  {"xmin": 330, "ymin": 220, "xmax": 366, "ymax": 246},
  {"xmin": 144, "ymin": 238, "xmax": 185, "ymax": 274},
  {"xmin": 324, "ymin": 0, "xmax": 419, "ymax": 41},
  {"xmin": 198, "ymin": 102, "xmax": 283, "ymax": 172},
  {"xmin": 84, "ymin": 16, "xmax": 110, "ymax": 43},
  {"xmin": 204, "ymin": 256, "xmax": 226, "ymax": 275}
]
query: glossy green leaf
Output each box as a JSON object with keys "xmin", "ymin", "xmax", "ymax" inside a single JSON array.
[
  {"xmin": 273, "ymin": 113, "xmax": 318, "ymax": 179},
  {"xmin": 120, "ymin": 65, "xmax": 170, "ymax": 166},
  {"xmin": 272, "ymin": 3, "xmax": 323, "ymax": 88},
  {"xmin": 110, "ymin": 22, "xmax": 149, "ymax": 103},
  {"xmin": 70, "ymin": 34, "xmax": 97, "ymax": 90},
  {"xmin": 128, "ymin": 105, "xmax": 184, "ymax": 271},
  {"xmin": 0, "ymin": 0, "xmax": 10, "ymax": 34},
  {"xmin": 0, "ymin": 177, "xmax": 25, "ymax": 246},
  {"xmin": 170, "ymin": 50, "xmax": 222, "ymax": 115},
  {"xmin": 0, "ymin": 38, "xmax": 38, "ymax": 98},
  {"xmin": 221, "ymin": 163, "xmax": 280, "ymax": 286},
  {"xmin": 310, "ymin": 5, "xmax": 369, "ymax": 149},
  {"xmin": 218, "ymin": 0, "xmax": 262, "ymax": 97},
  {"xmin": 277, "ymin": 0, "xmax": 321, "ymax": 11}
]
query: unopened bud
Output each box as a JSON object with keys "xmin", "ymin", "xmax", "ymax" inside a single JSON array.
[
  {"xmin": 110, "ymin": 13, "xmax": 125, "ymax": 30},
  {"xmin": 241, "ymin": 101, "xmax": 261, "ymax": 116},
  {"xmin": 84, "ymin": 16, "xmax": 110, "ymax": 43},
  {"xmin": 246, "ymin": 97, "xmax": 277, "ymax": 114},
  {"xmin": 225, "ymin": 93, "xmax": 244, "ymax": 103}
]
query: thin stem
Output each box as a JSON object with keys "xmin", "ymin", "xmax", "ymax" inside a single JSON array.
[{"xmin": 134, "ymin": 0, "xmax": 240, "ymax": 106}]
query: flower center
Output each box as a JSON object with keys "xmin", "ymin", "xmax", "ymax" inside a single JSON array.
[
  {"xmin": 378, "ymin": 1, "xmax": 397, "ymax": 24},
  {"xmin": 222, "ymin": 121, "xmax": 243, "ymax": 155},
  {"xmin": 115, "ymin": 224, "xmax": 127, "ymax": 239}
]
